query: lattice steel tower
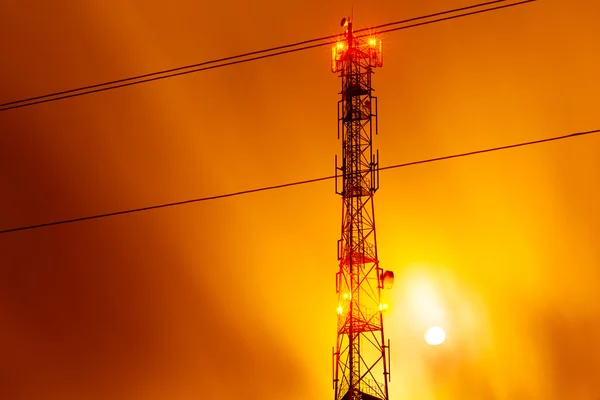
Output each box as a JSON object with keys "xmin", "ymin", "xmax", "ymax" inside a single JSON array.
[{"xmin": 331, "ymin": 18, "xmax": 394, "ymax": 400}]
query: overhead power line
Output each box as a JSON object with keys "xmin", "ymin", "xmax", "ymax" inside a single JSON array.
[
  {"xmin": 0, "ymin": 128, "xmax": 596, "ymax": 236},
  {"xmin": 0, "ymin": 0, "xmax": 535, "ymax": 112}
]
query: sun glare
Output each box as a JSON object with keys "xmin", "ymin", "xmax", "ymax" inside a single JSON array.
[{"xmin": 424, "ymin": 326, "xmax": 446, "ymax": 345}]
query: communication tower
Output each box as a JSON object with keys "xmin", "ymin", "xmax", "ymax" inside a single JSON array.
[{"xmin": 331, "ymin": 18, "xmax": 394, "ymax": 400}]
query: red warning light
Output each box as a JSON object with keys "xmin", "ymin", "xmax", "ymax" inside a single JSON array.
[{"xmin": 331, "ymin": 41, "xmax": 347, "ymax": 73}]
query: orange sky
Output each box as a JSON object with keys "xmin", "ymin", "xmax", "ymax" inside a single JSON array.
[{"xmin": 1, "ymin": 1, "xmax": 599, "ymax": 399}]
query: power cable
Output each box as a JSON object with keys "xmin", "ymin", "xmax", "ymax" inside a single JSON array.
[
  {"xmin": 1, "ymin": 128, "xmax": 596, "ymax": 236},
  {"xmin": 365, "ymin": 0, "xmax": 535, "ymax": 37},
  {"xmin": 0, "ymin": 0, "xmax": 535, "ymax": 112}
]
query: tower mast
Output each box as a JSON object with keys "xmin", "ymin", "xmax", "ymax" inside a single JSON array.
[{"xmin": 331, "ymin": 18, "xmax": 393, "ymax": 400}]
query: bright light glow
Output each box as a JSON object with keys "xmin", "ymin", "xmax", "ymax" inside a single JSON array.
[
  {"xmin": 368, "ymin": 38, "xmax": 377, "ymax": 46},
  {"xmin": 379, "ymin": 303, "xmax": 389, "ymax": 312},
  {"xmin": 405, "ymin": 274, "xmax": 446, "ymax": 325},
  {"xmin": 342, "ymin": 292, "xmax": 350, "ymax": 299},
  {"xmin": 424, "ymin": 326, "xmax": 446, "ymax": 345},
  {"xmin": 336, "ymin": 42, "xmax": 345, "ymax": 50},
  {"xmin": 337, "ymin": 306, "xmax": 343, "ymax": 315}
]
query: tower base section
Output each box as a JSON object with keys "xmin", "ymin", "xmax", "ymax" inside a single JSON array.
[{"xmin": 341, "ymin": 391, "xmax": 382, "ymax": 400}]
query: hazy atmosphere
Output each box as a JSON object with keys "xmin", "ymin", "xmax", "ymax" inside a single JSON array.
[{"xmin": 1, "ymin": 1, "xmax": 599, "ymax": 399}]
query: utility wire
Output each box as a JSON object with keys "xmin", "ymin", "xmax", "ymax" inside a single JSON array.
[
  {"xmin": 379, "ymin": 129, "xmax": 597, "ymax": 171},
  {"xmin": 0, "ymin": 0, "xmax": 534, "ymax": 112},
  {"xmin": 1, "ymin": 128, "xmax": 596, "ymax": 236},
  {"xmin": 366, "ymin": 0, "xmax": 535, "ymax": 37}
]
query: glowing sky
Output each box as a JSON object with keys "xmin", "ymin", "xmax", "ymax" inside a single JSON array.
[{"xmin": 1, "ymin": 1, "xmax": 599, "ymax": 399}]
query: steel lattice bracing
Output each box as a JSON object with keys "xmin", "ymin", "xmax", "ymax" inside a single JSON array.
[{"xmin": 331, "ymin": 19, "xmax": 390, "ymax": 400}]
